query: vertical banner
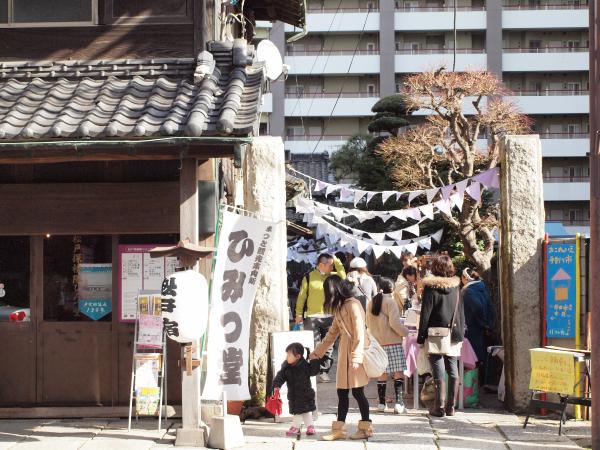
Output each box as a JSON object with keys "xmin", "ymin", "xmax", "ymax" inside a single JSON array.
[
  {"xmin": 78, "ymin": 264, "xmax": 112, "ymax": 321},
  {"xmin": 202, "ymin": 210, "xmax": 275, "ymax": 401},
  {"xmin": 545, "ymin": 241, "xmax": 578, "ymax": 339}
]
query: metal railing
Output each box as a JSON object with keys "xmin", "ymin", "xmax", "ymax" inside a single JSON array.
[
  {"xmin": 395, "ymin": 48, "xmax": 486, "ymax": 54},
  {"xmin": 538, "ymin": 132, "xmax": 589, "ymax": 138},
  {"xmin": 286, "ymin": 48, "xmax": 380, "ymax": 55},
  {"xmin": 395, "ymin": 5, "xmax": 486, "ymax": 11},
  {"xmin": 285, "ymin": 91, "xmax": 380, "ymax": 98},
  {"xmin": 543, "ymin": 175, "xmax": 590, "ymax": 182},
  {"xmin": 503, "ymin": 46, "xmax": 589, "ymax": 53},
  {"xmin": 503, "ymin": 2, "xmax": 588, "ymax": 9},
  {"xmin": 509, "ymin": 89, "xmax": 589, "ymax": 96},
  {"xmin": 307, "ymin": 6, "xmax": 380, "ymax": 13},
  {"xmin": 285, "ymin": 134, "xmax": 353, "ymax": 141}
]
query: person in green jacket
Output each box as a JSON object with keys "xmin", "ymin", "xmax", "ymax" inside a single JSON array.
[{"xmin": 295, "ymin": 253, "xmax": 346, "ymax": 382}]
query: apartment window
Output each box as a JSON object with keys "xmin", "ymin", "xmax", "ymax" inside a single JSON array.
[
  {"xmin": 529, "ymin": 40, "xmax": 542, "ymax": 50},
  {"xmin": 367, "ymin": 43, "xmax": 377, "ymax": 54},
  {"xmin": 530, "ymin": 81, "xmax": 542, "ymax": 94},
  {"xmin": 566, "ymin": 124, "xmax": 580, "ymax": 137},
  {"xmin": 0, "ymin": 0, "xmax": 96, "ymax": 26},
  {"xmin": 286, "ymin": 127, "xmax": 305, "ymax": 137},
  {"xmin": 564, "ymin": 40, "xmax": 580, "ymax": 51},
  {"xmin": 565, "ymin": 82, "xmax": 581, "ymax": 93},
  {"xmin": 367, "ymin": 84, "xmax": 376, "ymax": 96}
]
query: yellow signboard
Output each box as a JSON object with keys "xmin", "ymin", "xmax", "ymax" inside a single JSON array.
[{"xmin": 529, "ymin": 348, "xmax": 576, "ymax": 395}]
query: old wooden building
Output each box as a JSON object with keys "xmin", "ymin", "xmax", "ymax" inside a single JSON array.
[{"xmin": 0, "ymin": 0, "xmax": 303, "ymax": 415}]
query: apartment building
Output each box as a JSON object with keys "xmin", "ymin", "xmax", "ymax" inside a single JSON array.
[{"xmin": 257, "ymin": 0, "xmax": 590, "ymax": 235}]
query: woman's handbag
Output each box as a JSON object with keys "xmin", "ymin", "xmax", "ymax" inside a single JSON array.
[
  {"xmin": 426, "ymin": 289, "xmax": 461, "ymax": 355},
  {"xmin": 337, "ymin": 315, "xmax": 388, "ymax": 378}
]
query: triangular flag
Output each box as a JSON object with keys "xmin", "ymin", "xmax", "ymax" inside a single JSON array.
[
  {"xmin": 419, "ymin": 203, "xmax": 435, "ymax": 220},
  {"xmin": 426, "ymin": 188, "xmax": 439, "ymax": 204},
  {"xmin": 368, "ymin": 232, "xmax": 388, "ymax": 245},
  {"xmin": 418, "ymin": 237, "xmax": 432, "ymax": 250},
  {"xmin": 353, "ymin": 190, "xmax": 367, "ymax": 206},
  {"xmin": 381, "ymin": 191, "xmax": 396, "ymax": 205},
  {"xmin": 339, "ymin": 187, "xmax": 355, "ymax": 203},
  {"xmin": 450, "ymin": 192, "xmax": 465, "ymax": 212},
  {"xmin": 386, "ymin": 230, "xmax": 404, "ymax": 240},
  {"xmin": 380, "ymin": 213, "xmax": 393, "ymax": 223},
  {"xmin": 473, "ymin": 168, "xmax": 499, "ymax": 189},
  {"xmin": 314, "ymin": 180, "xmax": 328, "ymax": 192},
  {"xmin": 431, "ymin": 229, "xmax": 444, "ymax": 243},
  {"xmin": 408, "ymin": 190, "xmax": 423, "ymax": 205},
  {"xmin": 325, "ymin": 184, "xmax": 340, "ymax": 197},
  {"xmin": 354, "ymin": 238, "xmax": 370, "ymax": 255},
  {"xmin": 466, "ymin": 182, "xmax": 482, "ymax": 203},
  {"xmin": 365, "ymin": 191, "xmax": 378, "ymax": 205},
  {"xmin": 441, "ymin": 183, "xmax": 455, "ymax": 200},
  {"xmin": 395, "ymin": 192, "xmax": 404, "ymax": 201},
  {"xmin": 389, "ymin": 246, "xmax": 404, "ymax": 259},
  {"xmin": 435, "ymin": 199, "xmax": 453, "ymax": 216},
  {"xmin": 372, "ymin": 245, "xmax": 387, "ymax": 259},
  {"xmin": 405, "ymin": 242, "xmax": 418, "ymax": 255},
  {"xmin": 402, "ymin": 223, "xmax": 420, "ymax": 238},
  {"xmin": 389, "ymin": 209, "xmax": 407, "ymax": 221},
  {"xmin": 407, "ymin": 207, "xmax": 422, "ymax": 221},
  {"xmin": 455, "ymin": 179, "xmax": 469, "ymax": 195}
]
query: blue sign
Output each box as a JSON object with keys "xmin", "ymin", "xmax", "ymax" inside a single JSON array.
[
  {"xmin": 80, "ymin": 299, "xmax": 112, "ymax": 321},
  {"xmin": 546, "ymin": 243, "xmax": 577, "ymax": 339}
]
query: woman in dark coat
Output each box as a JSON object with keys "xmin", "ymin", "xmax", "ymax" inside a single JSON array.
[
  {"xmin": 461, "ymin": 268, "xmax": 495, "ymax": 365},
  {"xmin": 273, "ymin": 342, "xmax": 321, "ymax": 437},
  {"xmin": 417, "ymin": 255, "xmax": 465, "ymax": 417}
]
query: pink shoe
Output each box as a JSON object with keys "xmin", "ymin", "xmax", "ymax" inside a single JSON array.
[
  {"xmin": 306, "ymin": 425, "xmax": 316, "ymax": 436},
  {"xmin": 286, "ymin": 426, "xmax": 300, "ymax": 437}
]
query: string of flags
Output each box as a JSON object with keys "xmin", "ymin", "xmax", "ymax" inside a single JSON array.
[{"xmin": 288, "ymin": 167, "xmax": 499, "ymax": 207}]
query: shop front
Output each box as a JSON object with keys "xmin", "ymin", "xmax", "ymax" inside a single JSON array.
[{"xmin": 0, "ymin": 43, "xmax": 265, "ymax": 414}]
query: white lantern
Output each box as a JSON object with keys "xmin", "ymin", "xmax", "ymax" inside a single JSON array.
[{"xmin": 161, "ymin": 270, "xmax": 209, "ymax": 343}]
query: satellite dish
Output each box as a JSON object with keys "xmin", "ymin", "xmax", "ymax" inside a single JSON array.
[{"xmin": 257, "ymin": 39, "xmax": 283, "ymax": 81}]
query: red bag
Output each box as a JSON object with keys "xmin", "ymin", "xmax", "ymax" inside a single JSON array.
[{"xmin": 265, "ymin": 388, "xmax": 282, "ymax": 416}]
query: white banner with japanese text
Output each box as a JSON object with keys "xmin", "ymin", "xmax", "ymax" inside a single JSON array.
[{"xmin": 202, "ymin": 210, "xmax": 275, "ymax": 400}]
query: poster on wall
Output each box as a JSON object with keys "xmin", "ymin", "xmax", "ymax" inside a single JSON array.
[
  {"xmin": 202, "ymin": 210, "xmax": 275, "ymax": 401},
  {"xmin": 119, "ymin": 245, "xmax": 179, "ymax": 322},
  {"xmin": 545, "ymin": 241, "xmax": 579, "ymax": 339},
  {"xmin": 78, "ymin": 264, "xmax": 112, "ymax": 321}
]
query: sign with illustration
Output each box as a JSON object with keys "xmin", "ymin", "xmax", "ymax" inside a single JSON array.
[
  {"xmin": 78, "ymin": 264, "xmax": 112, "ymax": 321},
  {"xmin": 545, "ymin": 241, "xmax": 578, "ymax": 339}
]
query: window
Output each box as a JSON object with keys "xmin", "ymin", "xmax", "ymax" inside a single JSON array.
[
  {"xmin": 107, "ymin": 0, "xmax": 191, "ymax": 25},
  {"xmin": 565, "ymin": 82, "xmax": 581, "ymax": 93},
  {"xmin": 367, "ymin": 43, "xmax": 376, "ymax": 54},
  {"xmin": 0, "ymin": 237, "xmax": 29, "ymax": 312},
  {"xmin": 564, "ymin": 40, "xmax": 580, "ymax": 51},
  {"xmin": 44, "ymin": 235, "xmax": 112, "ymax": 322},
  {"xmin": 0, "ymin": 0, "xmax": 96, "ymax": 27},
  {"xmin": 367, "ymin": 84, "xmax": 376, "ymax": 95}
]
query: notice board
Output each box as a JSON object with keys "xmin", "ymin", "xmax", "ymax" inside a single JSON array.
[
  {"xmin": 529, "ymin": 348, "xmax": 577, "ymax": 395},
  {"xmin": 118, "ymin": 245, "xmax": 179, "ymax": 322}
]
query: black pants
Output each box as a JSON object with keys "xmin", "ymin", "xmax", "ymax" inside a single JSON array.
[
  {"xmin": 337, "ymin": 387, "xmax": 370, "ymax": 422},
  {"xmin": 429, "ymin": 354, "xmax": 458, "ymax": 381},
  {"xmin": 305, "ymin": 316, "xmax": 334, "ymax": 374}
]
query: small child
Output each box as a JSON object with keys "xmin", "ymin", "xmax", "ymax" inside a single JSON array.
[{"xmin": 272, "ymin": 342, "xmax": 320, "ymax": 437}]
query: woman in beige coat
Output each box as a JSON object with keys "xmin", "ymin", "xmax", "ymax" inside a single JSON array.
[
  {"xmin": 310, "ymin": 275, "xmax": 372, "ymax": 441},
  {"xmin": 366, "ymin": 278, "xmax": 410, "ymax": 414}
]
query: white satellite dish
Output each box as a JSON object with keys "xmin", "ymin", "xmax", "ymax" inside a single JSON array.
[{"xmin": 257, "ymin": 39, "xmax": 283, "ymax": 81}]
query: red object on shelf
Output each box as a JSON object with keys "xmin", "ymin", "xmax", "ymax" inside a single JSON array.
[{"xmin": 265, "ymin": 388, "xmax": 283, "ymax": 416}]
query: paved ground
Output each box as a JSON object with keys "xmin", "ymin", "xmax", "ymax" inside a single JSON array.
[{"xmin": 0, "ymin": 377, "xmax": 591, "ymax": 450}]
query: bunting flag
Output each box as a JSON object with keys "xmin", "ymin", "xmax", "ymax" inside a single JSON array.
[
  {"xmin": 381, "ymin": 191, "xmax": 396, "ymax": 205},
  {"xmin": 419, "ymin": 203, "xmax": 435, "ymax": 221},
  {"xmin": 466, "ymin": 182, "xmax": 482, "ymax": 203},
  {"xmin": 441, "ymin": 184, "xmax": 455, "ymax": 200},
  {"xmin": 408, "ymin": 190, "xmax": 423, "ymax": 205},
  {"xmin": 426, "ymin": 188, "xmax": 439, "ymax": 203},
  {"xmin": 354, "ymin": 190, "xmax": 367, "ymax": 206},
  {"xmin": 366, "ymin": 191, "xmax": 378, "ymax": 205}
]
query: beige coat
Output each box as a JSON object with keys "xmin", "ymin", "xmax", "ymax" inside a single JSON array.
[
  {"xmin": 366, "ymin": 293, "xmax": 410, "ymax": 346},
  {"xmin": 314, "ymin": 298, "xmax": 370, "ymax": 389}
]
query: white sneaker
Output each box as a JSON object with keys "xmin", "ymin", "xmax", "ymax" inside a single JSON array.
[
  {"xmin": 377, "ymin": 404, "xmax": 386, "ymax": 412},
  {"xmin": 318, "ymin": 373, "xmax": 331, "ymax": 383},
  {"xmin": 394, "ymin": 403, "xmax": 406, "ymax": 414}
]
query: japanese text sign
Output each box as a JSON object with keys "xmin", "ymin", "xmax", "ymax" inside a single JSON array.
[
  {"xmin": 79, "ymin": 264, "xmax": 112, "ymax": 321},
  {"xmin": 545, "ymin": 242, "xmax": 578, "ymax": 339},
  {"xmin": 202, "ymin": 210, "xmax": 275, "ymax": 401},
  {"xmin": 529, "ymin": 348, "xmax": 576, "ymax": 395}
]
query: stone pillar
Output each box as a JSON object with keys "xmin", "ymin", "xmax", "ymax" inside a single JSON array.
[
  {"xmin": 499, "ymin": 135, "xmax": 545, "ymax": 411},
  {"xmin": 243, "ymin": 136, "xmax": 288, "ymax": 403}
]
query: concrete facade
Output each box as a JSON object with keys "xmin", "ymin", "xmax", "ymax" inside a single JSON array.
[{"xmin": 499, "ymin": 135, "xmax": 545, "ymax": 411}]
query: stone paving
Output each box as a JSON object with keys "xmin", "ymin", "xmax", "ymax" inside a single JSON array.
[{"xmin": 0, "ymin": 375, "xmax": 591, "ymax": 449}]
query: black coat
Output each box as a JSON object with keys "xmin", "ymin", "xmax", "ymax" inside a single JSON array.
[
  {"xmin": 417, "ymin": 275, "xmax": 465, "ymax": 345},
  {"xmin": 272, "ymin": 358, "xmax": 320, "ymax": 415}
]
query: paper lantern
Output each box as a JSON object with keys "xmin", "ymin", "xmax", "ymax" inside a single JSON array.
[{"xmin": 161, "ymin": 270, "xmax": 209, "ymax": 343}]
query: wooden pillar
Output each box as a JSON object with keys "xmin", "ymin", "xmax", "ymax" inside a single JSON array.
[{"xmin": 177, "ymin": 157, "xmax": 205, "ymax": 446}]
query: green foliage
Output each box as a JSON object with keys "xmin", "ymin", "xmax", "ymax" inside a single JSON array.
[
  {"xmin": 368, "ymin": 116, "xmax": 409, "ymax": 133},
  {"xmin": 371, "ymin": 94, "xmax": 411, "ymax": 115}
]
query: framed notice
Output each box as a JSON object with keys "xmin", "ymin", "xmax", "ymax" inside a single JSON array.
[{"xmin": 119, "ymin": 245, "xmax": 179, "ymax": 322}]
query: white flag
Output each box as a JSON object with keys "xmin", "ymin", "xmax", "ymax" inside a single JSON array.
[
  {"xmin": 431, "ymin": 229, "xmax": 444, "ymax": 243},
  {"xmin": 419, "ymin": 203, "xmax": 435, "ymax": 220},
  {"xmin": 381, "ymin": 191, "xmax": 396, "ymax": 205},
  {"xmin": 403, "ymin": 224, "xmax": 420, "ymax": 238},
  {"xmin": 466, "ymin": 182, "xmax": 482, "ymax": 203},
  {"xmin": 372, "ymin": 245, "xmax": 387, "ymax": 259},
  {"xmin": 435, "ymin": 199, "xmax": 452, "ymax": 216},
  {"xmin": 353, "ymin": 190, "xmax": 367, "ymax": 206},
  {"xmin": 365, "ymin": 191, "xmax": 378, "ymax": 205},
  {"xmin": 408, "ymin": 190, "xmax": 423, "ymax": 204},
  {"xmin": 426, "ymin": 188, "xmax": 438, "ymax": 204}
]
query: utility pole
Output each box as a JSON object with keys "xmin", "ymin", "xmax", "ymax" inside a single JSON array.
[{"xmin": 588, "ymin": 0, "xmax": 599, "ymax": 447}]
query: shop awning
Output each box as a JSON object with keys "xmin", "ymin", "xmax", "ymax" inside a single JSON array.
[{"xmin": 0, "ymin": 40, "xmax": 266, "ymax": 145}]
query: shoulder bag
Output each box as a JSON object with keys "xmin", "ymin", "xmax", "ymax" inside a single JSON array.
[
  {"xmin": 337, "ymin": 304, "xmax": 389, "ymax": 378},
  {"xmin": 426, "ymin": 288, "xmax": 460, "ymax": 355}
]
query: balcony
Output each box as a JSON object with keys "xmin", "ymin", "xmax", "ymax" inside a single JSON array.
[
  {"xmin": 286, "ymin": 49, "xmax": 380, "ymax": 75},
  {"xmin": 502, "ymin": 3, "xmax": 588, "ymax": 29},
  {"xmin": 395, "ymin": 48, "xmax": 486, "ymax": 73},
  {"xmin": 285, "ymin": 8, "xmax": 380, "ymax": 32},
  {"xmin": 261, "ymin": 93, "xmax": 273, "ymax": 113},
  {"xmin": 543, "ymin": 180, "xmax": 589, "ymax": 201},
  {"xmin": 284, "ymin": 91, "xmax": 380, "ymax": 117},
  {"xmin": 502, "ymin": 47, "xmax": 589, "ymax": 72},
  {"xmin": 540, "ymin": 133, "xmax": 589, "ymax": 157},
  {"xmin": 284, "ymin": 134, "xmax": 351, "ymax": 154},
  {"xmin": 395, "ymin": 6, "xmax": 486, "ymax": 31},
  {"xmin": 507, "ymin": 89, "xmax": 589, "ymax": 114}
]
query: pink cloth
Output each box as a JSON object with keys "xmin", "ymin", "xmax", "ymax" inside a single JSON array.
[{"xmin": 402, "ymin": 334, "xmax": 478, "ymax": 378}]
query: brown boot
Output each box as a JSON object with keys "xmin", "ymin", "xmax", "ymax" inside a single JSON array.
[
  {"xmin": 321, "ymin": 421, "xmax": 347, "ymax": 441},
  {"xmin": 429, "ymin": 379, "xmax": 446, "ymax": 417},
  {"xmin": 446, "ymin": 377, "xmax": 460, "ymax": 416},
  {"xmin": 349, "ymin": 420, "xmax": 373, "ymax": 440}
]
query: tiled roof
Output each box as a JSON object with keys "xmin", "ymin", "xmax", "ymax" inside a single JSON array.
[{"xmin": 0, "ymin": 40, "xmax": 266, "ymax": 141}]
